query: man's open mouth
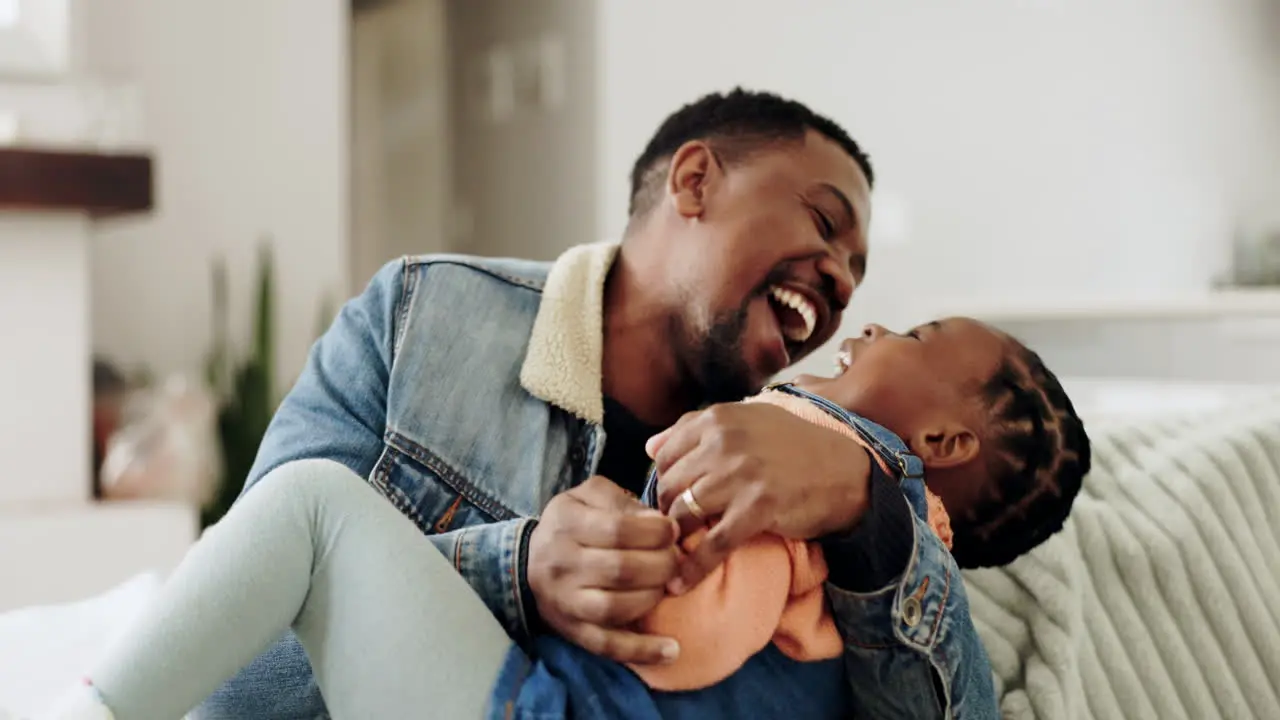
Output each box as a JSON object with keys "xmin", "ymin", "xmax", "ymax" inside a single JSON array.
[{"xmin": 767, "ymin": 285, "xmax": 819, "ymax": 354}]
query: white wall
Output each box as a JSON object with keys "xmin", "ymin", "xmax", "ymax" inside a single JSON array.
[
  {"xmin": 81, "ymin": 0, "xmax": 348, "ymax": 392},
  {"xmin": 598, "ymin": 0, "xmax": 1280, "ymax": 374},
  {"xmin": 449, "ymin": 0, "xmax": 598, "ymax": 260}
]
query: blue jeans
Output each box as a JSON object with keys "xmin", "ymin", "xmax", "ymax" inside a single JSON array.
[{"xmin": 491, "ymin": 637, "xmax": 848, "ymax": 720}]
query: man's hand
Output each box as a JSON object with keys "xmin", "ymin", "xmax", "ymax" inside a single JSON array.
[
  {"xmin": 526, "ymin": 475, "xmax": 682, "ymax": 665},
  {"xmin": 648, "ymin": 402, "xmax": 873, "ymax": 593}
]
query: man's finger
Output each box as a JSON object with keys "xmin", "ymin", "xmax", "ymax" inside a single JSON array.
[
  {"xmin": 569, "ymin": 506, "xmax": 677, "ymax": 550},
  {"xmin": 654, "ymin": 437, "xmax": 719, "ymax": 514},
  {"xmin": 650, "ymin": 410, "xmax": 708, "ymax": 474},
  {"xmin": 566, "ymin": 586, "xmax": 667, "ymax": 626},
  {"xmin": 644, "ymin": 406, "xmax": 706, "ymax": 460},
  {"xmin": 575, "ymin": 474, "xmax": 645, "ymax": 510},
  {"xmin": 576, "ymin": 546, "xmax": 679, "ymax": 591},
  {"xmin": 666, "ymin": 473, "xmax": 738, "ymax": 536},
  {"xmin": 670, "ymin": 490, "xmax": 709, "ymax": 538},
  {"xmin": 569, "ymin": 623, "xmax": 681, "ymax": 666},
  {"xmin": 644, "ymin": 427, "xmax": 672, "ymax": 460},
  {"xmin": 670, "ymin": 507, "xmax": 766, "ymax": 594}
]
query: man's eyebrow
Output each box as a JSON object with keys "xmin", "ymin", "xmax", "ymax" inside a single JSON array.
[{"xmin": 816, "ymin": 182, "xmax": 858, "ymax": 231}]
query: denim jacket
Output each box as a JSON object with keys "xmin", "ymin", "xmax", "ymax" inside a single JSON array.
[{"xmin": 196, "ymin": 242, "xmax": 997, "ymax": 720}]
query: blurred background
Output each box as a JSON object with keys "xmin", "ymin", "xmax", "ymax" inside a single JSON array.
[{"xmin": 0, "ymin": 0, "xmax": 1277, "ymax": 611}]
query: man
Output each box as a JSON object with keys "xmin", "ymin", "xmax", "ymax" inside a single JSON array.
[{"xmin": 198, "ymin": 88, "xmax": 997, "ymax": 719}]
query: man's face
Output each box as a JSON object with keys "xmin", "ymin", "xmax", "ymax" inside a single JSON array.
[{"xmin": 668, "ymin": 130, "xmax": 871, "ymax": 402}]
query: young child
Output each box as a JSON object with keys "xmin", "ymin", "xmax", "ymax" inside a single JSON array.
[
  {"xmin": 494, "ymin": 318, "xmax": 1091, "ymax": 718},
  {"xmin": 41, "ymin": 318, "xmax": 1089, "ymax": 720}
]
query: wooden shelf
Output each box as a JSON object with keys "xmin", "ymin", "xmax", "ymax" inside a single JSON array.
[{"xmin": 0, "ymin": 147, "xmax": 153, "ymax": 218}]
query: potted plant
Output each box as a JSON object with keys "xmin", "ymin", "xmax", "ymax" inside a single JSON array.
[{"xmin": 201, "ymin": 243, "xmax": 278, "ymax": 527}]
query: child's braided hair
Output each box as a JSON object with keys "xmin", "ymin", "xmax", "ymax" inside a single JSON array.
[{"xmin": 950, "ymin": 342, "xmax": 1091, "ymax": 569}]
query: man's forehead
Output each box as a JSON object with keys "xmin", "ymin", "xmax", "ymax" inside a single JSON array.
[
  {"xmin": 743, "ymin": 131, "xmax": 862, "ymax": 182},
  {"xmin": 812, "ymin": 130, "xmax": 866, "ymax": 178},
  {"xmin": 762, "ymin": 133, "xmax": 863, "ymax": 185}
]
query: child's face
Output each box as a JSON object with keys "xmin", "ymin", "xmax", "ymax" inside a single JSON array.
[{"xmin": 791, "ymin": 317, "xmax": 1007, "ymax": 456}]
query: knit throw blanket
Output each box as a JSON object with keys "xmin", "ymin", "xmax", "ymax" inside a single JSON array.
[{"xmin": 963, "ymin": 393, "xmax": 1280, "ymax": 720}]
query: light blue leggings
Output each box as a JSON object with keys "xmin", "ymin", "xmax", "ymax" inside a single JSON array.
[{"xmin": 88, "ymin": 459, "xmax": 512, "ymax": 719}]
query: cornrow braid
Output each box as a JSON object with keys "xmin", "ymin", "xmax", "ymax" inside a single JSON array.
[{"xmin": 949, "ymin": 343, "xmax": 1091, "ymax": 569}]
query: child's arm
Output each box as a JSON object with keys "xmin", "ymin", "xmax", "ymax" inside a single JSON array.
[{"xmin": 626, "ymin": 529, "xmax": 832, "ymax": 691}]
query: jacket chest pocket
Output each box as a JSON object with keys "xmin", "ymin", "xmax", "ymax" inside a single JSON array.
[{"xmin": 370, "ymin": 442, "xmax": 500, "ymax": 535}]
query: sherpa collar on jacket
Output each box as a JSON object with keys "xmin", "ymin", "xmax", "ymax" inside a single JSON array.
[{"xmin": 519, "ymin": 241, "xmax": 619, "ymax": 425}]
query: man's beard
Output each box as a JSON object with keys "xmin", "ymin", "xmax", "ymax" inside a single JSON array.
[{"xmin": 688, "ymin": 306, "xmax": 758, "ymax": 406}]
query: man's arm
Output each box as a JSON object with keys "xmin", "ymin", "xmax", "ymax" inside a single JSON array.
[{"xmin": 822, "ymin": 458, "xmax": 999, "ymax": 719}]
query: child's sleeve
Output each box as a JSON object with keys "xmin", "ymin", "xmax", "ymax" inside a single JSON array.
[{"xmin": 626, "ymin": 530, "xmax": 792, "ymax": 692}]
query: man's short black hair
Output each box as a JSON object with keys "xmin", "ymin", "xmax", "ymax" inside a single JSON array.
[
  {"xmin": 627, "ymin": 88, "xmax": 874, "ymax": 221},
  {"xmin": 951, "ymin": 342, "xmax": 1091, "ymax": 569}
]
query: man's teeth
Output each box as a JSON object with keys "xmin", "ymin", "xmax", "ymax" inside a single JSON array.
[{"xmin": 769, "ymin": 286, "xmax": 817, "ymax": 343}]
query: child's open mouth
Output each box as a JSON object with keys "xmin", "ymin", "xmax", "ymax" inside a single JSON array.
[{"xmin": 833, "ymin": 348, "xmax": 852, "ymax": 376}]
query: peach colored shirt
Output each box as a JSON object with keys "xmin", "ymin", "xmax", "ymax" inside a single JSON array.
[{"xmin": 628, "ymin": 391, "xmax": 953, "ymax": 691}]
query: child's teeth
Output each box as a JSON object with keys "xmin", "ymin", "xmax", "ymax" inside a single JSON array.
[{"xmin": 833, "ymin": 350, "xmax": 851, "ymax": 375}]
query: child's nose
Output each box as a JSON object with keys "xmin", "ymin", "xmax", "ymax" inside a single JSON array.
[{"xmin": 862, "ymin": 323, "xmax": 888, "ymax": 341}]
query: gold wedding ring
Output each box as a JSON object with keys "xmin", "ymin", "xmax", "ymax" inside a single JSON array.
[{"xmin": 680, "ymin": 487, "xmax": 706, "ymax": 521}]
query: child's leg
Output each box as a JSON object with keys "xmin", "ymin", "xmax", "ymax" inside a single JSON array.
[{"xmin": 78, "ymin": 459, "xmax": 512, "ymax": 720}]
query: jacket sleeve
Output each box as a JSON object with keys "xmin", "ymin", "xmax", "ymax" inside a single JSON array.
[
  {"xmin": 822, "ymin": 467, "xmax": 1000, "ymax": 719},
  {"xmin": 426, "ymin": 517, "xmax": 539, "ymax": 643}
]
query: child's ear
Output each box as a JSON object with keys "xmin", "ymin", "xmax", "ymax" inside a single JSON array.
[{"xmin": 911, "ymin": 422, "xmax": 980, "ymax": 470}]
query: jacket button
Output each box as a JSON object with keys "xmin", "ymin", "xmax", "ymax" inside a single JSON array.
[
  {"xmin": 569, "ymin": 445, "xmax": 585, "ymax": 467},
  {"xmin": 901, "ymin": 596, "xmax": 923, "ymax": 628}
]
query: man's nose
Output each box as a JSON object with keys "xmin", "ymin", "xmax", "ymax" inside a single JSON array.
[
  {"xmin": 816, "ymin": 253, "xmax": 855, "ymax": 312},
  {"xmin": 862, "ymin": 323, "xmax": 888, "ymax": 341}
]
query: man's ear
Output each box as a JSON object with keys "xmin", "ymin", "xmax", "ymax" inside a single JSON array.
[
  {"xmin": 667, "ymin": 141, "xmax": 717, "ymax": 219},
  {"xmin": 911, "ymin": 422, "xmax": 981, "ymax": 470}
]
